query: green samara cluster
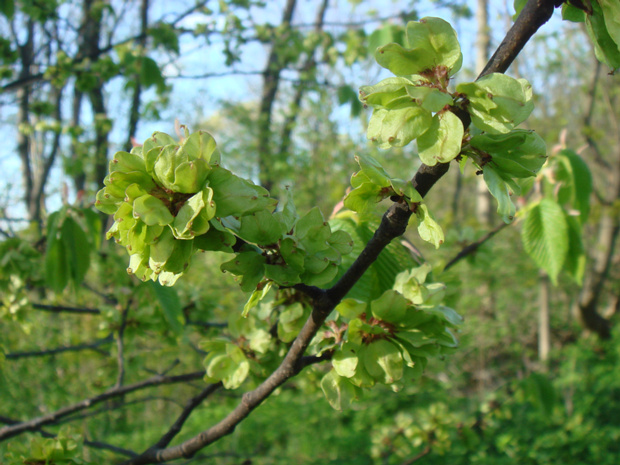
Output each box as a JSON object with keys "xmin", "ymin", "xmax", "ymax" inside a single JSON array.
[
  {"xmin": 95, "ymin": 129, "xmax": 354, "ymax": 289},
  {"xmin": 95, "ymin": 129, "xmax": 275, "ymax": 286},
  {"xmin": 359, "ymin": 17, "xmax": 548, "ymax": 222},
  {"xmin": 322, "ymin": 264, "xmax": 462, "ymax": 410}
]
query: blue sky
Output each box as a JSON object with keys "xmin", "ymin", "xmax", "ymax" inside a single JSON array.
[{"xmin": 0, "ymin": 0, "xmax": 569, "ymax": 230}]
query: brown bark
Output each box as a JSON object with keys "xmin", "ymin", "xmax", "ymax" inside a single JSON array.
[
  {"xmin": 16, "ymin": 20, "xmax": 35, "ymax": 224},
  {"xmin": 124, "ymin": 0, "xmax": 150, "ymax": 152},
  {"xmin": 575, "ymin": 62, "xmax": 620, "ymax": 339},
  {"xmin": 278, "ymin": 0, "xmax": 329, "ymax": 158},
  {"xmin": 257, "ymin": 0, "xmax": 297, "ymax": 192}
]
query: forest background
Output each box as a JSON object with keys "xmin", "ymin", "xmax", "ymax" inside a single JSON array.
[{"xmin": 0, "ymin": 0, "xmax": 619, "ymax": 464}]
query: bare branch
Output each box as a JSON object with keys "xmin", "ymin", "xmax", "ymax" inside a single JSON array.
[
  {"xmin": 0, "ymin": 416, "xmax": 138, "ymax": 458},
  {"xmin": 116, "ymin": 300, "xmax": 132, "ymax": 387},
  {"xmin": 443, "ymin": 222, "xmax": 510, "ymax": 271},
  {"xmin": 0, "ymin": 371, "xmax": 205, "ymax": 442},
  {"xmin": 31, "ymin": 303, "xmax": 101, "ymax": 314},
  {"xmin": 5, "ymin": 334, "xmax": 113, "ymax": 360},
  {"xmin": 479, "ymin": 0, "xmax": 560, "ymax": 78},
  {"xmin": 150, "ymin": 384, "xmax": 222, "ymax": 451}
]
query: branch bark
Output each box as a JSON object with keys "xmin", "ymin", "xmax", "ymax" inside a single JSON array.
[
  {"xmin": 5, "ymin": 334, "xmax": 113, "ymax": 360},
  {"xmin": 443, "ymin": 222, "xmax": 510, "ymax": 271},
  {"xmin": 0, "ymin": 371, "xmax": 205, "ymax": 441},
  {"xmin": 31, "ymin": 303, "xmax": 101, "ymax": 314}
]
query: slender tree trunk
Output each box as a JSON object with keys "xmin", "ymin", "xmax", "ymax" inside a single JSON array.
[
  {"xmin": 17, "ymin": 20, "xmax": 36, "ymax": 226},
  {"xmin": 574, "ymin": 71, "xmax": 620, "ymax": 339},
  {"xmin": 278, "ymin": 0, "xmax": 329, "ymax": 159},
  {"xmin": 257, "ymin": 0, "xmax": 297, "ymax": 193},
  {"xmin": 71, "ymin": 89, "xmax": 86, "ymax": 192},
  {"xmin": 74, "ymin": 0, "xmax": 108, "ymax": 191},
  {"xmin": 539, "ymin": 272, "xmax": 550, "ymax": 363},
  {"xmin": 475, "ymin": 0, "xmax": 493, "ymax": 226},
  {"xmin": 124, "ymin": 0, "xmax": 149, "ymax": 152}
]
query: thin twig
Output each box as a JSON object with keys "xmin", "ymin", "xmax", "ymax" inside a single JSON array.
[
  {"xmin": 150, "ymin": 384, "xmax": 222, "ymax": 450},
  {"xmin": 31, "ymin": 303, "xmax": 101, "ymax": 314},
  {"xmin": 115, "ymin": 300, "xmax": 132, "ymax": 388},
  {"xmin": 5, "ymin": 334, "xmax": 114, "ymax": 360},
  {"xmin": 443, "ymin": 222, "xmax": 510, "ymax": 271},
  {"xmin": 0, "ymin": 416, "xmax": 138, "ymax": 458},
  {"xmin": 0, "ymin": 371, "xmax": 205, "ymax": 441}
]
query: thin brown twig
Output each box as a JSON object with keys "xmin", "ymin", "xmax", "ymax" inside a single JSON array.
[
  {"xmin": 5, "ymin": 334, "xmax": 114, "ymax": 360},
  {"xmin": 0, "ymin": 371, "xmax": 205, "ymax": 441},
  {"xmin": 443, "ymin": 222, "xmax": 510, "ymax": 271}
]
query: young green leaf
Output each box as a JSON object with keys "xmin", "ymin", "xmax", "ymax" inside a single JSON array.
[
  {"xmin": 321, "ymin": 369, "xmax": 362, "ymax": 411},
  {"xmin": 417, "ymin": 111, "xmax": 464, "ymax": 165},
  {"xmin": 483, "ymin": 167, "xmax": 517, "ymax": 223},
  {"xmin": 521, "ymin": 199, "xmax": 569, "ymax": 284},
  {"xmin": 415, "ymin": 204, "xmax": 444, "ymax": 248}
]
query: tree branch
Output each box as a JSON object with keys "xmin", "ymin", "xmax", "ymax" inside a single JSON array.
[
  {"xmin": 0, "ymin": 416, "xmax": 138, "ymax": 458},
  {"xmin": 5, "ymin": 334, "xmax": 113, "ymax": 360},
  {"xmin": 0, "ymin": 371, "xmax": 205, "ymax": 441},
  {"xmin": 443, "ymin": 222, "xmax": 510, "ymax": 271},
  {"xmin": 115, "ymin": 300, "xmax": 132, "ymax": 387},
  {"xmin": 31, "ymin": 303, "xmax": 101, "ymax": 314},
  {"xmin": 150, "ymin": 384, "xmax": 222, "ymax": 451},
  {"xmin": 479, "ymin": 0, "xmax": 561, "ymax": 78}
]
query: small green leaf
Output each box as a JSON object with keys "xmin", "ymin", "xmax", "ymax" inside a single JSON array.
[
  {"xmin": 150, "ymin": 281, "xmax": 185, "ymax": 335},
  {"xmin": 521, "ymin": 199, "xmax": 569, "ymax": 284},
  {"xmin": 172, "ymin": 188, "xmax": 215, "ymax": 239},
  {"xmin": 367, "ymin": 104, "xmax": 433, "ymax": 148},
  {"xmin": 133, "ymin": 195, "xmax": 174, "ymax": 226},
  {"xmin": 236, "ymin": 210, "xmax": 284, "ymax": 245},
  {"xmin": 274, "ymin": 186, "xmax": 298, "ymax": 233},
  {"xmin": 555, "ymin": 149, "xmax": 592, "ymax": 224},
  {"xmin": 416, "ymin": 204, "xmax": 444, "ymax": 248},
  {"xmin": 60, "ymin": 216, "xmax": 91, "ymax": 288},
  {"xmin": 370, "ymin": 290, "xmax": 409, "ymax": 324},
  {"xmin": 417, "ymin": 111, "xmax": 464, "ymax": 165},
  {"xmin": 221, "ymin": 251, "xmax": 266, "ymax": 292},
  {"xmin": 406, "ymin": 86, "xmax": 454, "ymax": 112},
  {"xmin": 333, "ymin": 342, "xmax": 361, "ymax": 378},
  {"xmin": 363, "ymin": 339, "xmax": 404, "ymax": 384},
  {"xmin": 562, "ymin": 3, "xmax": 586, "ymax": 22},
  {"xmin": 294, "ymin": 207, "xmax": 331, "ymax": 253},
  {"xmin": 483, "ymin": 167, "xmax": 516, "ymax": 223},
  {"xmin": 264, "ymin": 264, "xmax": 301, "ymax": 286},
  {"xmin": 470, "ymin": 130, "xmax": 547, "ymax": 178},
  {"xmin": 109, "ymin": 151, "xmax": 146, "ymax": 174},
  {"xmin": 563, "ymin": 213, "xmax": 586, "ymax": 285},
  {"xmin": 181, "ymin": 130, "xmax": 220, "ymax": 165},
  {"xmin": 277, "ymin": 302, "xmax": 307, "ymax": 342},
  {"xmin": 45, "ymin": 234, "xmax": 69, "ymax": 294},
  {"xmin": 193, "ymin": 219, "xmax": 236, "ymax": 253},
  {"xmin": 336, "ymin": 299, "xmax": 367, "ymax": 320},
  {"xmin": 375, "ymin": 17, "xmax": 462, "ymax": 76},
  {"xmin": 368, "ymin": 24, "xmax": 405, "ymax": 55},
  {"xmin": 243, "ymin": 282, "xmax": 273, "ymax": 318},
  {"xmin": 210, "ymin": 166, "xmax": 277, "ymax": 218},
  {"xmin": 355, "ymin": 154, "xmax": 393, "ymax": 187},
  {"xmin": 586, "ymin": 0, "xmax": 620, "ymax": 71},
  {"xmin": 321, "ymin": 369, "xmax": 362, "ymax": 410},
  {"xmin": 343, "ymin": 182, "xmax": 386, "ymax": 216},
  {"xmin": 359, "ymin": 77, "xmax": 413, "ymax": 108},
  {"xmin": 459, "ymin": 74, "xmax": 533, "ymax": 134}
]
